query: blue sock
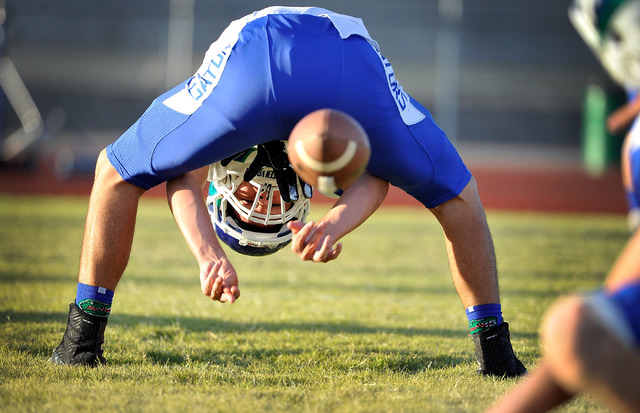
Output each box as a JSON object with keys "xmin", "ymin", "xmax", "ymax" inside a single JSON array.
[
  {"xmin": 466, "ymin": 303, "xmax": 503, "ymax": 334},
  {"xmin": 75, "ymin": 282, "xmax": 114, "ymax": 317}
]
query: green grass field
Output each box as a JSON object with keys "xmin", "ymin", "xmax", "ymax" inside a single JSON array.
[{"xmin": 0, "ymin": 194, "xmax": 629, "ymax": 412}]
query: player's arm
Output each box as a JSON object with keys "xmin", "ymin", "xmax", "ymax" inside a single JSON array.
[
  {"xmin": 166, "ymin": 166, "xmax": 240, "ymax": 303},
  {"xmin": 607, "ymin": 94, "xmax": 640, "ymax": 134},
  {"xmin": 604, "ymin": 228, "xmax": 640, "ymax": 292},
  {"xmin": 288, "ymin": 170, "xmax": 389, "ymax": 262}
]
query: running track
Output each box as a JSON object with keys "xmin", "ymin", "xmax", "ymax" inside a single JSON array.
[{"xmin": 0, "ymin": 155, "xmax": 626, "ymax": 215}]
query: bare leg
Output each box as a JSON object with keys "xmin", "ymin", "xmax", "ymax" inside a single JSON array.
[
  {"xmin": 544, "ymin": 296, "xmax": 640, "ymax": 413},
  {"xmin": 51, "ymin": 149, "xmax": 145, "ymax": 366},
  {"xmin": 78, "ymin": 149, "xmax": 146, "ymax": 290},
  {"xmin": 486, "ymin": 361, "xmax": 574, "ymax": 413},
  {"xmin": 430, "ymin": 177, "xmax": 527, "ymax": 377},
  {"xmin": 430, "ymin": 177, "xmax": 499, "ymax": 308}
]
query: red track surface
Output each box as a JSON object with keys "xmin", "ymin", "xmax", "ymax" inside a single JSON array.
[{"xmin": 0, "ymin": 158, "xmax": 627, "ymax": 215}]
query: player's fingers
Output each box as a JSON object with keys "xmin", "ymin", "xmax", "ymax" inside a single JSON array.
[
  {"xmin": 287, "ymin": 220, "xmax": 305, "ymax": 234},
  {"xmin": 210, "ymin": 277, "xmax": 218, "ymax": 300},
  {"xmin": 313, "ymin": 236, "xmax": 342, "ymax": 262},
  {"xmin": 312, "ymin": 235, "xmax": 333, "ymax": 262},
  {"xmin": 301, "ymin": 222, "xmax": 327, "ymax": 259},
  {"xmin": 291, "ymin": 220, "xmax": 315, "ymax": 253},
  {"xmin": 208, "ymin": 261, "xmax": 224, "ymax": 301},
  {"xmin": 327, "ymin": 242, "xmax": 342, "ymax": 261},
  {"xmin": 220, "ymin": 288, "xmax": 236, "ymax": 303},
  {"xmin": 211, "ymin": 276, "xmax": 223, "ymax": 301},
  {"xmin": 219, "ymin": 277, "xmax": 240, "ymax": 303},
  {"xmin": 200, "ymin": 261, "xmax": 213, "ymax": 276},
  {"xmin": 200, "ymin": 263, "xmax": 215, "ymax": 296}
]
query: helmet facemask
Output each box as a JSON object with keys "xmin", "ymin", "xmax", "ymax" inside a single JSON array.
[
  {"xmin": 570, "ymin": 0, "xmax": 640, "ymax": 88},
  {"xmin": 600, "ymin": 1, "xmax": 640, "ymax": 88},
  {"xmin": 207, "ymin": 146, "xmax": 311, "ymax": 256}
]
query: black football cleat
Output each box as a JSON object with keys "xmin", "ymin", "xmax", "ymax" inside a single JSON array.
[
  {"xmin": 50, "ymin": 302, "xmax": 108, "ymax": 367},
  {"xmin": 472, "ymin": 322, "xmax": 527, "ymax": 378}
]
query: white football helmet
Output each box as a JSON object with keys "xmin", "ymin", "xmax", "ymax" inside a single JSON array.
[
  {"xmin": 206, "ymin": 145, "xmax": 311, "ymax": 256},
  {"xmin": 570, "ymin": 0, "xmax": 640, "ymax": 88}
]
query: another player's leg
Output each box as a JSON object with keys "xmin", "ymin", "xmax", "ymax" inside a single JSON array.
[
  {"xmin": 51, "ymin": 149, "xmax": 146, "ymax": 366},
  {"xmin": 544, "ymin": 295, "xmax": 640, "ymax": 413},
  {"xmin": 486, "ymin": 360, "xmax": 574, "ymax": 413}
]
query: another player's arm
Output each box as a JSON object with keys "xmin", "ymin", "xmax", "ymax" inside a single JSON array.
[
  {"xmin": 607, "ymin": 94, "xmax": 640, "ymax": 134},
  {"xmin": 604, "ymin": 228, "xmax": 640, "ymax": 292},
  {"xmin": 288, "ymin": 171, "xmax": 389, "ymax": 262},
  {"xmin": 166, "ymin": 166, "xmax": 240, "ymax": 302}
]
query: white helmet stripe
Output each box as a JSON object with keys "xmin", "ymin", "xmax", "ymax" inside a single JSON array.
[{"xmin": 294, "ymin": 139, "xmax": 357, "ymax": 173}]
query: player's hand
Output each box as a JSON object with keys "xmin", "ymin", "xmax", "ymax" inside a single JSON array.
[
  {"xmin": 199, "ymin": 258, "xmax": 240, "ymax": 303},
  {"xmin": 288, "ymin": 220, "xmax": 342, "ymax": 262}
]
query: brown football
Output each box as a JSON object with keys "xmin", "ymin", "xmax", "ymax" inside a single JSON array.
[{"xmin": 287, "ymin": 109, "xmax": 370, "ymax": 196}]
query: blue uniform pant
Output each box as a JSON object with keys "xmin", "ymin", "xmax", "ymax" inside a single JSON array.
[{"xmin": 107, "ymin": 13, "xmax": 470, "ymax": 208}]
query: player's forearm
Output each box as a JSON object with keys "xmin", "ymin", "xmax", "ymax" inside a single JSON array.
[
  {"xmin": 320, "ymin": 171, "xmax": 388, "ymax": 241},
  {"xmin": 166, "ymin": 168, "xmax": 228, "ymax": 265},
  {"xmin": 605, "ymin": 229, "xmax": 640, "ymax": 292},
  {"xmin": 175, "ymin": 194, "xmax": 228, "ymax": 265},
  {"xmin": 607, "ymin": 104, "xmax": 640, "ymax": 134}
]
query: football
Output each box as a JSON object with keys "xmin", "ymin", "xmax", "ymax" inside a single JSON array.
[{"xmin": 287, "ymin": 109, "xmax": 370, "ymax": 196}]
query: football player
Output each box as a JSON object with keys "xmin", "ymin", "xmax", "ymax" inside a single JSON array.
[
  {"xmin": 571, "ymin": 0, "xmax": 640, "ymax": 231},
  {"xmin": 487, "ymin": 225, "xmax": 640, "ymax": 413},
  {"xmin": 485, "ymin": 2, "xmax": 640, "ymax": 408},
  {"xmin": 50, "ymin": 6, "xmax": 525, "ymax": 377}
]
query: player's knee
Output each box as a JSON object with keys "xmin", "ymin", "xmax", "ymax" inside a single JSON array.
[
  {"xmin": 94, "ymin": 149, "xmax": 144, "ymax": 195},
  {"xmin": 542, "ymin": 295, "xmax": 616, "ymax": 391},
  {"xmin": 95, "ymin": 149, "xmax": 115, "ymax": 179},
  {"xmin": 541, "ymin": 296, "xmax": 592, "ymax": 391},
  {"xmin": 573, "ymin": 301, "xmax": 630, "ymax": 380}
]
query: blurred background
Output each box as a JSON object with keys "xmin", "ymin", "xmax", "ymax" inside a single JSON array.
[{"xmin": 0, "ymin": 0, "xmax": 628, "ymax": 212}]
